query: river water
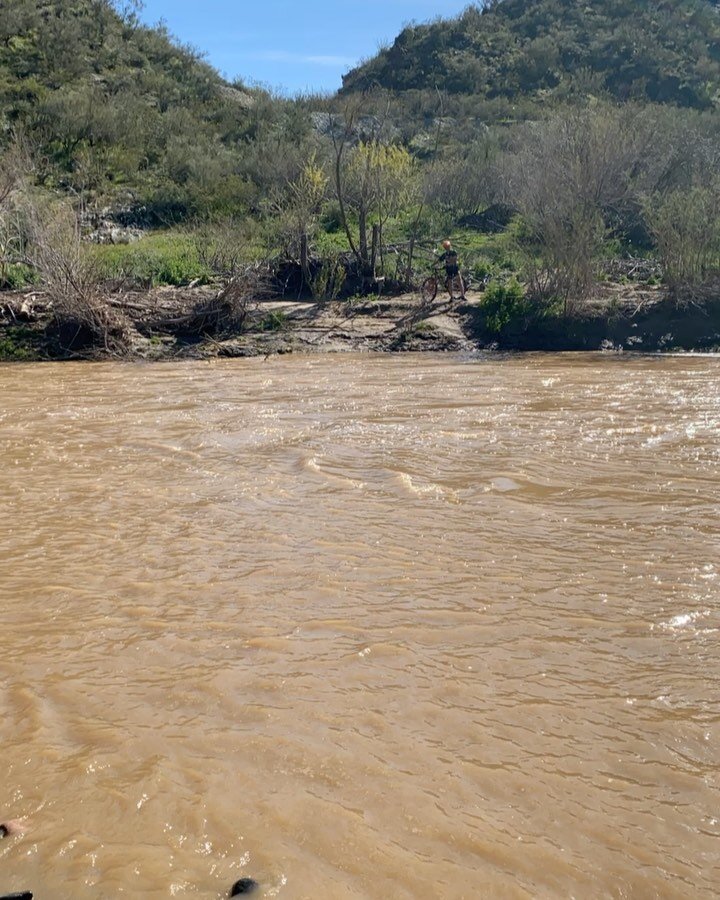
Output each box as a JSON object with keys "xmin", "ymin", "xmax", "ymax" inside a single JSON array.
[{"xmin": 1, "ymin": 353, "xmax": 719, "ymax": 899}]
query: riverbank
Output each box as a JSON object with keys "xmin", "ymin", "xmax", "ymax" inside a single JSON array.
[{"xmin": 1, "ymin": 282, "xmax": 719, "ymax": 361}]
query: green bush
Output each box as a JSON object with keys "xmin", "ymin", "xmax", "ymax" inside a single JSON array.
[
  {"xmin": 320, "ymin": 201, "xmax": 344, "ymax": 234},
  {"xmin": 259, "ymin": 310, "xmax": 288, "ymax": 332},
  {"xmin": 0, "ymin": 326, "xmax": 40, "ymax": 360},
  {"xmin": 471, "ymin": 259, "xmax": 494, "ymax": 282},
  {"xmin": 459, "ymin": 229, "xmax": 521, "ymax": 278},
  {"xmin": 481, "ymin": 279, "xmax": 531, "ymax": 335},
  {"xmin": 314, "ymin": 230, "xmax": 350, "ymax": 256}
]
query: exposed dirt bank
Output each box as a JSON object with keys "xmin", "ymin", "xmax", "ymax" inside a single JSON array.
[{"xmin": 1, "ymin": 283, "xmax": 719, "ymax": 361}]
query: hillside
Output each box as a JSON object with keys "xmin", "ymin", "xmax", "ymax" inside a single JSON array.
[
  {"xmin": 342, "ymin": 0, "xmax": 720, "ymax": 109},
  {"xmin": 3, "ymin": 0, "xmax": 718, "ymax": 222},
  {"xmin": 0, "ymin": 0, "xmax": 307, "ymax": 219}
]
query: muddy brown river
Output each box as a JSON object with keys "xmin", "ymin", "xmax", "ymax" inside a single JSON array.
[{"xmin": 1, "ymin": 353, "xmax": 719, "ymax": 899}]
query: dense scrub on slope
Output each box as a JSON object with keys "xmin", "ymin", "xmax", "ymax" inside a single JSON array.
[
  {"xmin": 0, "ymin": 0, "xmax": 313, "ymax": 218},
  {"xmin": 343, "ymin": 0, "xmax": 720, "ymax": 110}
]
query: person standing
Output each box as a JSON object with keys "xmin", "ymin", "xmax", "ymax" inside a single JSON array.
[{"xmin": 438, "ymin": 239, "xmax": 466, "ymax": 301}]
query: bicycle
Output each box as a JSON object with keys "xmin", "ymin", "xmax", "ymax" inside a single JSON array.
[{"xmin": 420, "ymin": 265, "xmax": 466, "ymax": 304}]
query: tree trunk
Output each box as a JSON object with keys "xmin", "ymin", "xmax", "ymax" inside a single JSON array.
[
  {"xmin": 300, "ymin": 233, "xmax": 310, "ymax": 293},
  {"xmin": 370, "ymin": 224, "xmax": 379, "ymax": 277},
  {"xmin": 358, "ymin": 206, "xmax": 369, "ymax": 272}
]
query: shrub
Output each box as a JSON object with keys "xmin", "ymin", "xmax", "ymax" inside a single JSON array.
[
  {"xmin": 646, "ymin": 184, "xmax": 720, "ymax": 302},
  {"xmin": 190, "ymin": 220, "xmax": 256, "ymax": 278},
  {"xmin": 315, "ymin": 230, "xmax": 351, "ymax": 255},
  {"xmin": 0, "ymin": 325, "xmax": 39, "ymax": 360},
  {"xmin": 24, "ymin": 199, "xmax": 132, "ymax": 356},
  {"xmin": 471, "ymin": 259, "xmax": 494, "ymax": 283},
  {"xmin": 259, "ymin": 310, "xmax": 288, "ymax": 332},
  {"xmin": 505, "ymin": 106, "xmax": 676, "ymax": 311},
  {"xmin": 481, "ymin": 279, "xmax": 531, "ymax": 335}
]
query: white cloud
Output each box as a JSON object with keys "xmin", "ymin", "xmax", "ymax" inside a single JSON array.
[{"xmin": 250, "ymin": 50, "xmax": 356, "ymax": 67}]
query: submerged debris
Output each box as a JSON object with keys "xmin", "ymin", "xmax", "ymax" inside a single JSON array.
[{"xmin": 230, "ymin": 877, "xmax": 259, "ymax": 896}]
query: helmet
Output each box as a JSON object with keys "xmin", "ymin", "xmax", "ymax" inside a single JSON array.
[{"xmin": 442, "ymin": 240, "xmax": 452, "ymax": 249}]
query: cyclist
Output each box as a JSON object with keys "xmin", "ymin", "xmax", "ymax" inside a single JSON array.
[{"xmin": 437, "ymin": 239, "xmax": 466, "ymax": 301}]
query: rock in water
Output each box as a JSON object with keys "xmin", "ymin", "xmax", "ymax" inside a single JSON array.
[
  {"xmin": 0, "ymin": 821, "xmax": 29, "ymax": 839},
  {"xmin": 230, "ymin": 878, "xmax": 259, "ymax": 895},
  {"xmin": 0, "ymin": 893, "xmax": 33, "ymax": 899}
]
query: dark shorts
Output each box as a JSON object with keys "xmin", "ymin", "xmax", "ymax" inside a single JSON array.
[{"xmin": 445, "ymin": 266, "xmax": 459, "ymax": 278}]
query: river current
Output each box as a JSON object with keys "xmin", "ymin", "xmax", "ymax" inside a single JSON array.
[{"xmin": 1, "ymin": 353, "xmax": 719, "ymax": 899}]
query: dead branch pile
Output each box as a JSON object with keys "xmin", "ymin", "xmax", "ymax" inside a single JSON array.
[
  {"xmin": 604, "ymin": 256, "xmax": 662, "ymax": 283},
  {"xmin": 184, "ymin": 266, "xmax": 273, "ymax": 336},
  {"xmin": 669, "ymin": 276, "xmax": 720, "ymax": 307},
  {"xmin": 51, "ymin": 296, "xmax": 133, "ymax": 356}
]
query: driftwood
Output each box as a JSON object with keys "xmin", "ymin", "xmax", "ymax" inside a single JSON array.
[
  {"xmin": 0, "ymin": 293, "xmax": 43, "ymax": 323},
  {"xmin": 145, "ymin": 268, "xmax": 275, "ymax": 336},
  {"xmin": 605, "ymin": 256, "xmax": 662, "ymax": 282}
]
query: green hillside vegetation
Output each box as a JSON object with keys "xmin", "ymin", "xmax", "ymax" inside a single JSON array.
[
  {"xmin": 343, "ymin": 0, "xmax": 720, "ymax": 110},
  {"xmin": 0, "ymin": 0, "xmax": 314, "ymax": 219},
  {"xmin": 1, "ymin": 0, "xmax": 719, "ymax": 358}
]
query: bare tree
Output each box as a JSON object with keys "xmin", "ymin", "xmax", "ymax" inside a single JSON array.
[
  {"xmin": 423, "ymin": 138, "xmax": 501, "ymax": 217},
  {"xmin": 507, "ymin": 105, "xmax": 683, "ymax": 311},
  {"xmin": 0, "ymin": 136, "xmax": 33, "ymax": 288},
  {"xmin": 329, "ymin": 99, "xmax": 365, "ymax": 271},
  {"xmin": 269, "ymin": 154, "xmax": 328, "ymax": 291},
  {"xmin": 329, "ymin": 97, "xmax": 417, "ymax": 279},
  {"xmin": 0, "ymin": 136, "xmax": 32, "ymax": 216},
  {"xmin": 646, "ymin": 180, "xmax": 720, "ymax": 303}
]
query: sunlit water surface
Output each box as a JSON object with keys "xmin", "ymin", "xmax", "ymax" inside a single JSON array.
[{"xmin": 1, "ymin": 353, "xmax": 719, "ymax": 899}]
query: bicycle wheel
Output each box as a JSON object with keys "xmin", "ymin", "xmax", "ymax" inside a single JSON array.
[{"xmin": 421, "ymin": 276, "xmax": 438, "ymax": 303}]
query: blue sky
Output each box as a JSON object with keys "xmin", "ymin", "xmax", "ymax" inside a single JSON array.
[{"xmin": 138, "ymin": 0, "xmax": 474, "ymax": 94}]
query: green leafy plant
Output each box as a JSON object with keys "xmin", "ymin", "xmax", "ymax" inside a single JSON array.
[
  {"xmin": 481, "ymin": 279, "xmax": 531, "ymax": 335},
  {"xmin": 0, "ymin": 263, "xmax": 37, "ymax": 290},
  {"xmin": 259, "ymin": 310, "xmax": 288, "ymax": 332},
  {"xmin": 0, "ymin": 325, "xmax": 40, "ymax": 360}
]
